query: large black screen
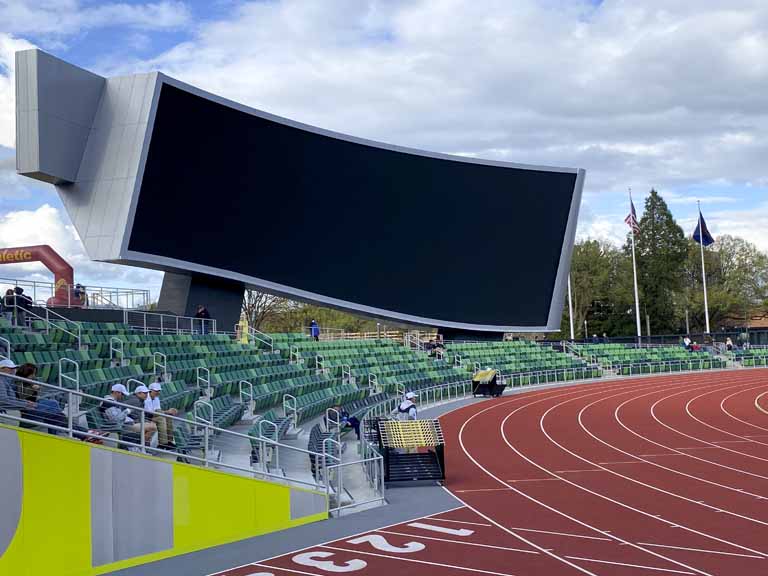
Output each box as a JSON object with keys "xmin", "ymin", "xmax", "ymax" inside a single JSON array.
[{"xmin": 129, "ymin": 83, "xmax": 580, "ymax": 328}]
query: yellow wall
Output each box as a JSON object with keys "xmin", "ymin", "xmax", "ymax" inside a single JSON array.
[{"xmin": 0, "ymin": 426, "xmax": 327, "ymax": 576}]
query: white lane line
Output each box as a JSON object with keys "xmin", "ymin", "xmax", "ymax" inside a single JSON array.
[
  {"xmin": 423, "ymin": 518, "xmax": 493, "ymax": 527},
  {"xmin": 637, "ymin": 542, "xmax": 765, "ymax": 559},
  {"xmin": 599, "ymin": 460, "xmax": 645, "ymax": 465},
  {"xmin": 376, "ymin": 530, "xmax": 540, "ymax": 554},
  {"xmin": 639, "ymin": 453, "xmax": 681, "ymax": 457},
  {"xmin": 205, "ymin": 500, "xmax": 468, "ymax": 575},
  {"xmin": 506, "ymin": 477, "xmax": 560, "ymax": 483},
  {"xmin": 455, "ymin": 488, "xmax": 515, "ymax": 493},
  {"xmin": 614, "ymin": 381, "xmax": 768, "ymax": 505},
  {"xmin": 458, "ymin": 378, "xmax": 710, "ymax": 576},
  {"xmin": 504, "ymin": 379, "xmax": 749, "ymax": 574},
  {"xmin": 555, "ymin": 469, "xmax": 605, "ymax": 473},
  {"xmin": 571, "ymin": 383, "xmax": 768, "ymax": 548},
  {"xmin": 712, "ymin": 440, "xmax": 756, "ymax": 444},
  {"xmin": 505, "ymin": 526, "xmax": 612, "ymax": 541},
  {"xmin": 565, "ymin": 556, "xmax": 695, "ymax": 574},
  {"xmin": 250, "ymin": 563, "xmax": 324, "ymax": 576},
  {"xmin": 321, "ymin": 545, "xmax": 521, "ymax": 576},
  {"xmin": 424, "ymin": 505, "xmax": 467, "ymax": 517}
]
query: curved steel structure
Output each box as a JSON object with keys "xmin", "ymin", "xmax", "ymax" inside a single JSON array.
[{"xmin": 16, "ymin": 49, "xmax": 584, "ymax": 331}]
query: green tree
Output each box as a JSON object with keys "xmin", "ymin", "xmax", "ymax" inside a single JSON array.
[{"xmin": 627, "ymin": 190, "xmax": 688, "ymax": 335}]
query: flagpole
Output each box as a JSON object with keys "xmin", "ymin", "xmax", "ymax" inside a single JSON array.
[
  {"xmin": 698, "ymin": 200, "xmax": 711, "ymax": 334},
  {"xmin": 629, "ymin": 188, "xmax": 642, "ymax": 343},
  {"xmin": 567, "ymin": 274, "xmax": 575, "ymax": 340}
]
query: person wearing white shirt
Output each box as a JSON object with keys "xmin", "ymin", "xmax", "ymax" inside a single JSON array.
[
  {"xmin": 397, "ymin": 392, "xmax": 418, "ymax": 420},
  {"xmin": 101, "ymin": 384, "xmax": 157, "ymax": 446},
  {"xmin": 146, "ymin": 382, "xmax": 177, "ymax": 449}
]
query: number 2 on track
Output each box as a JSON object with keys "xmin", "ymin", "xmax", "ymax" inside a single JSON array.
[{"xmin": 347, "ymin": 534, "xmax": 426, "ymax": 553}]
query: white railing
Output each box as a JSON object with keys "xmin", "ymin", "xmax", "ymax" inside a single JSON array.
[
  {"xmin": 123, "ymin": 309, "xmax": 217, "ymax": 335},
  {"xmin": 12, "ymin": 300, "xmax": 82, "ymax": 349},
  {"xmin": 0, "ymin": 276, "xmax": 150, "ymax": 309},
  {"xmin": 609, "ymin": 358, "xmax": 727, "ymax": 375}
]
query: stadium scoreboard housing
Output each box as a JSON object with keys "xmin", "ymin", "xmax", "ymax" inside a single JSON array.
[{"xmin": 15, "ymin": 49, "xmax": 584, "ymax": 331}]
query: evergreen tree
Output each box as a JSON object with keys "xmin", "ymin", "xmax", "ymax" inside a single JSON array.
[{"xmin": 625, "ymin": 190, "xmax": 688, "ymax": 335}]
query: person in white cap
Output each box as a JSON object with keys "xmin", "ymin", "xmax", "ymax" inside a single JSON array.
[
  {"xmin": 145, "ymin": 381, "xmax": 177, "ymax": 449},
  {"xmin": 397, "ymin": 392, "xmax": 418, "ymax": 420},
  {"xmin": 100, "ymin": 383, "xmax": 157, "ymax": 445}
]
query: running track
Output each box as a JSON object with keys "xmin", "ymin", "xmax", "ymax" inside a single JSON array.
[{"xmin": 214, "ymin": 370, "xmax": 768, "ymax": 576}]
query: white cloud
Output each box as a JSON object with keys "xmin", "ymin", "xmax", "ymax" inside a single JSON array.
[
  {"xmin": 101, "ymin": 0, "xmax": 767, "ymax": 201},
  {"xmin": 0, "ymin": 204, "xmax": 163, "ymax": 300},
  {"xmin": 1, "ymin": 0, "xmax": 768, "ymax": 294},
  {"xmin": 0, "ymin": 34, "xmax": 35, "ymax": 149},
  {"xmin": 0, "ymin": 1, "xmax": 191, "ymax": 37}
]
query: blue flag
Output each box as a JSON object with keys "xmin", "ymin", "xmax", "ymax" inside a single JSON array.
[{"xmin": 693, "ymin": 211, "xmax": 715, "ymax": 247}]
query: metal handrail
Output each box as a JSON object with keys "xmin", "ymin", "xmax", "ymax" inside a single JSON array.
[
  {"xmin": 126, "ymin": 378, "xmax": 145, "ymax": 393},
  {"xmin": 196, "ymin": 366, "xmax": 212, "ymax": 397},
  {"xmin": 109, "ymin": 336, "xmax": 124, "ymax": 360},
  {"xmin": 153, "ymin": 351, "xmax": 167, "ymax": 375},
  {"xmin": 58, "ymin": 357, "xmax": 80, "ymax": 391},
  {"xmin": 14, "ymin": 302, "xmax": 82, "ymax": 349},
  {"xmin": 123, "ymin": 309, "xmax": 217, "ymax": 335},
  {"xmin": 0, "ymin": 336, "xmax": 10, "ymax": 360},
  {"xmin": 239, "ymin": 380, "xmax": 254, "ymax": 408},
  {"xmin": 248, "ymin": 326, "xmax": 274, "ymax": 351},
  {"xmin": 283, "ymin": 394, "xmax": 298, "ymax": 428},
  {"xmin": 193, "ymin": 399, "xmax": 214, "ymax": 425}
]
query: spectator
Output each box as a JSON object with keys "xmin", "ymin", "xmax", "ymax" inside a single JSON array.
[
  {"xmin": 691, "ymin": 341, "xmax": 701, "ymax": 352},
  {"xmin": 195, "ymin": 304, "xmax": 211, "ymax": 335},
  {"xmin": 0, "ymin": 359, "xmax": 71, "ymax": 433},
  {"xmin": 0, "ymin": 289, "xmax": 11, "ymax": 324},
  {"xmin": 602, "ymin": 333, "xmax": 608, "ymax": 343},
  {"xmin": 683, "ymin": 336, "xmax": 692, "ymax": 350},
  {"xmin": 145, "ymin": 382, "xmax": 177, "ymax": 450},
  {"xmin": 16, "ymin": 363, "xmax": 40, "ymax": 402},
  {"xmin": 73, "ymin": 283, "xmax": 88, "ymax": 307},
  {"xmin": 726, "ymin": 337, "xmax": 734, "ymax": 352},
  {"xmin": 326, "ymin": 404, "xmax": 361, "ymax": 439},
  {"xmin": 397, "ymin": 392, "xmax": 418, "ymax": 420},
  {"xmin": 13, "ymin": 287, "xmax": 32, "ymax": 327},
  {"xmin": 591, "ymin": 334, "xmax": 599, "ymax": 344},
  {"xmin": 310, "ymin": 319, "xmax": 320, "ymax": 341},
  {"xmin": 100, "ymin": 383, "xmax": 157, "ymax": 446}
]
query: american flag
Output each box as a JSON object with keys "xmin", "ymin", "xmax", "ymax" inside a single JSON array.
[{"xmin": 625, "ymin": 200, "xmax": 640, "ymax": 234}]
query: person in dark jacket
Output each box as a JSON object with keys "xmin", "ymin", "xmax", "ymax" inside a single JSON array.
[{"xmin": 194, "ymin": 304, "xmax": 211, "ymax": 334}]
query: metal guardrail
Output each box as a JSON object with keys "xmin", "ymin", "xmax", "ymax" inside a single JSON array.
[
  {"xmin": 123, "ymin": 310, "xmax": 217, "ymax": 335},
  {"xmin": 609, "ymin": 358, "xmax": 727, "ymax": 375},
  {"xmin": 0, "ymin": 276, "xmax": 150, "ymax": 309}
]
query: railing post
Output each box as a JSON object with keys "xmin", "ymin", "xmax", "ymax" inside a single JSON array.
[
  {"xmin": 67, "ymin": 390, "xmax": 74, "ymax": 439},
  {"xmin": 140, "ymin": 411, "xmax": 146, "ymax": 453}
]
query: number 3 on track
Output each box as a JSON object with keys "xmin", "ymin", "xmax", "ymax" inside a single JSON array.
[
  {"xmin": 292, "ymin": 551, "xmax": 367, "ymax": 572},
  {"xmin": 347, "ymin": 534, "xmax": 426, "ymax": 553}
]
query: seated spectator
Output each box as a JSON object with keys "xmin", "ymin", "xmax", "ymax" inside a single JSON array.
[
  {"xmin": 691, "ymin": 341, "xmax": 701, "ymax": 352},
  {"xmin": 0, "ymin": 359, "xmax": 72, "ymax": 434},
  {"xmin": 726, "ymin": 337, "xmax": 734, "ymax": 352},
  {"xmin": 145, "ymin": 382, "xmax": 177, "ymax": 450},
  {"xmin": 683, "ymin": 336, "xmax": 692, "ymax": 350},
  {"xmin": 16, "ymin": 363, "xmax": 40, "ymax": 402},
  {"xmin": 325, "ymin": 404, "xmax": 360, "ymax": 439},
  {"xmin": 100, "ymin": 384, "xmax": 157, "ymax": 446}
]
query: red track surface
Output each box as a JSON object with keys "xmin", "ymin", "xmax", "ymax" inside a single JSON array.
[{"xmin": 215, "ymin": 371, "xmax": 768, "ymax": 576}]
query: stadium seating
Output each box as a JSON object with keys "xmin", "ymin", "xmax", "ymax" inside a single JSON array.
[
  {"xmin": 574, "ymin": 343, "xmax": 726, "ymax": 373},
  {"xmin": 728, "ymin": 348, "xmax": 768, "ymax": 367},
  {"xmin": 443, "ymin": 340, "xmax": 600, "ymax": 384}
]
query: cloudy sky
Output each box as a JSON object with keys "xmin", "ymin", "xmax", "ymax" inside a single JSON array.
[{"xmin": 0, "ymin": 0, "xmax": 767, "ymax": 300}]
